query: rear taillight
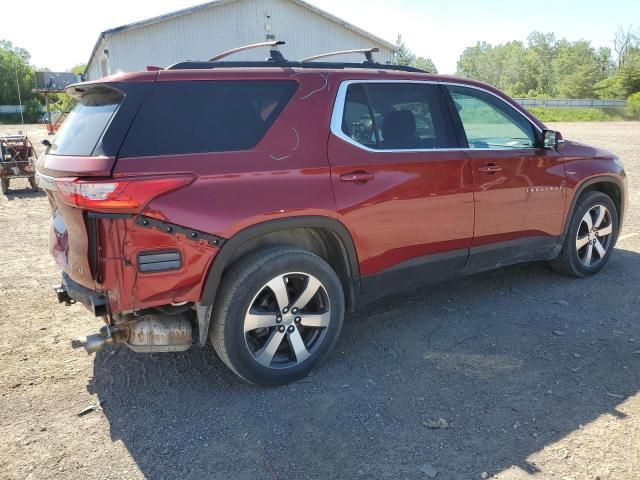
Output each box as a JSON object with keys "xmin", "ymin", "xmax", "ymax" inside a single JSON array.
[{"xmin": 55, "ymin": 175, "xmax": 194, "ymax": 213}]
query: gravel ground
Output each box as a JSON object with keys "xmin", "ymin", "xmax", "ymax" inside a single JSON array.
[{"xmin": 1, "ymin": 122, "xmax": 639, "ymax": 480}]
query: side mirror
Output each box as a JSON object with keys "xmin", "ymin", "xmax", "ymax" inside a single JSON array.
[{"xmin": 541, "ymin": 129, "xmax": 559, "ymax": 149}]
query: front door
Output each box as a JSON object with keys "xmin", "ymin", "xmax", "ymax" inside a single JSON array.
[
  {"xmin": 328, "ymin": 80, "xmax": 475, "ymax": 294},
  {"xmin": 444, "ymin": 84, "xmax": 566, "ymax": 271}
]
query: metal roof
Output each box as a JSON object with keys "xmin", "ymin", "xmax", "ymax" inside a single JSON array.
[{"xmin": 85, "ymin": 0, "xmax": 397, "ymax": 74}]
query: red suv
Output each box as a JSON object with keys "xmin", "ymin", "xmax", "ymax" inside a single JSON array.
[{"xmin": 37, "ymin": 46, "xmax": 627, "ymax": 385}]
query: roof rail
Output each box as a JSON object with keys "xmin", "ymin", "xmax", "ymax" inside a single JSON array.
[
  {"xmin": 301, "ymin": 47, "xmax": 379, "ymax": 63},
  {"xmin": 165, "ymin": 60, "xmax": 427, "ymax": 73},
  {"xmin": 207, "ymin": 40, "xmax": 286, "ymax": 62}
]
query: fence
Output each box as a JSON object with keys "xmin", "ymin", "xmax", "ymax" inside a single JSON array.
[
  {"xmin": 0, "ymin": 105, "xmax": 25, "ymax": 114},
  {"xmin": 0, "ymin": 105, "xmax": 47, "ymax": 114},
  {"xmin": 514, "ymin": 98, "xmax": 627, "ymax": 108}
]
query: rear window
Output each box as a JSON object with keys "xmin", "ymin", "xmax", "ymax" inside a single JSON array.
[
  {"xmin": 119, "ymin": 80, "xmax": 297, "ymax": 157},
  {"xmin": 49, "ymin": 86, "xmax": 122, "ymax": 156}
]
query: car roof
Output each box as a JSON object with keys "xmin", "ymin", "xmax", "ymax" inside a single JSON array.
[{"xmin": 69, "ymin": 65, "xmax": 546, "ymax": 132}]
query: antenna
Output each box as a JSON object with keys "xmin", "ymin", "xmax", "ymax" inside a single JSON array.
[
  {"xmin": 301, "ymin": 47, "xmax": 379, "ymax": 63},
  {"xmin": 208, "ymin": 41, "xmax": 286, "ymax": 61},
  {"xmin": 14, "ymin": 65, "xmax": 24, "ymax": 125}
]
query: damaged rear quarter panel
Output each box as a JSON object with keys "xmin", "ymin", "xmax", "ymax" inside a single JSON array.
[{"xmin": 96, "ymin": 217, "xmax": 219, "ymax": 314}]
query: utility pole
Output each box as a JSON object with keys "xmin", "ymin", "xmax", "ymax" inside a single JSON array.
[{"xmin": 14, "ymin": 64, "xmax": 24, "ymax": 125}]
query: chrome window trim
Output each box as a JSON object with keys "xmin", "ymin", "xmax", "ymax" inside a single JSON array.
[{"xmin": 329, "ymin": 79, "xmax": 542, "ymax": 154}]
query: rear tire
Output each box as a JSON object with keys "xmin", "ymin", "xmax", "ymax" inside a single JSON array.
[
  {"xmin": 210, "ymin": 246, "xmax": 345, "ymax": 385},
  {"xmin": 550, "ymin": 191, "xmax": 618, "ymax": 277}
]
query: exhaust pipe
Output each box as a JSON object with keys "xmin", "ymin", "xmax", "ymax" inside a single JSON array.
[
  {"xmin": 71, "ymin": 333, "xmax": 113, "ymax": 354},
  {"xmin": 71, "ymin": 325, "xmax": 117, "ymax": 354}
]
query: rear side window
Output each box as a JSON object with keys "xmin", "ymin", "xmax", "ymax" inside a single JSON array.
[
  {"xmin": 120, "ymin": 81, "xmax": 297, "ymax": 157},
  {"xmin": 340, "ymin": 82, "xmax": 454, "ymax": 150},
  {"xmin": 49, "ymin": 86, "xmax": 122, "ymax": 156}
]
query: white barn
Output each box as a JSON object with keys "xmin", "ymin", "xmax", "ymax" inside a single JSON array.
[{"xmin": 85, "ymin": 0, "xmax": 397, "ymax": 80}]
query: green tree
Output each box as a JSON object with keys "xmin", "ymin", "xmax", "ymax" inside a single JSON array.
[
  {"xmin": 0, "ymin": 39, "xmax": 30, "ymax": 63},
  {"xmin": 413, "ymin": 56, "xmax": 437, "ymax": 74},
  {"xmin": 457, "ymin": 41, "xmax": 491, "ymax": 80},
  {"xmin": 457, "ymin": 39, "xmax": 542, "ymax": 96},
  {"xmin": 455, "ymin": 31, "xmax": 632, "ymax": 99},
  {"xmin": 395, "ymin": 34, "xmax": 437, "ymax": 73},
  {"xmin": 553, "ymin": 40, "xmax": 608, "ymax": 98},
  {"xmin": 595, "ymin": 47, "xmax": 614, "ymax": 78},
  {"xmin": 618, "ymin": 48, "xmax": 640, "ymax": 95},
  {"xmin": 595, "ymin": 47, "xmax": 640, "ymax": 98},
  {"xmin": 628, "ymin": 91, "xmax": 640, "ymax": 117},
  {"xmin": 0, "ymin": 39, "xmax": 36, "ymax": 105},
  {"xmin": 594, "ymin": 76, "xmax": 627, "ymax": 98},
  {"xmin": 23, "ymin": 98, "xmax": 43, "ymax": 122},
  {"xmin": 395, "ymin": 34, "xmax": 416, "ymax": 66},
  {"xmin": 70, "ymin": 64, "xmax": 86, "ymax": 77},
  {"xmin": 525, "ymin": 32, "xmax": 557, "ymax": 96}
]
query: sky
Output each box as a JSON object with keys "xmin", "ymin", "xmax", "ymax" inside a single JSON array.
[{"xmin": 3, "ymin": 0, "xmax": 639, "ymax": 74}]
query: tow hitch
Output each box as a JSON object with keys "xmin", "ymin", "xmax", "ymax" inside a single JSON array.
[
  {"xmin": 54, "ymin": 275, "xmax": 108, "ymax": 317},
  {"xmin": 54, "ymin": 284, "xmax": 75, "ymax": 305}
]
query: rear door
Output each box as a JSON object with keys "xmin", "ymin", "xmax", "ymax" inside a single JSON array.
[
  {"xmin": 328, "ymin": 80, "xmax": 474, "ymax": 295},
  {"xmin": 444, "ymin": 84, "xmax": 566, "ymax": 271}
]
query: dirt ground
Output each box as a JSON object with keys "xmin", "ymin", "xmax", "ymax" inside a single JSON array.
[{"xmin": 1, "ymin": 122, "xmax": 639, "ymax": 480}]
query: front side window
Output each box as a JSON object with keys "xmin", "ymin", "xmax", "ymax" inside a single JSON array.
[
  {"xmin": 447, "ymin": 85, "xmax": 537, "ymax": 149},
  {"xmin": 341, "ymin": 82, "xmax": 453, "ymax": 150}
]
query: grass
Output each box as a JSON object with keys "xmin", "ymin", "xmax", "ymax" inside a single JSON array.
[{"xmin": 527, "ymin": 107, "xmax": 633, "ymax": 122}]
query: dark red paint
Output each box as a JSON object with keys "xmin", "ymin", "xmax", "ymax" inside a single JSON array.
[{"xmin": 37, "ymin": 67, "xmax": 627, "ymax": 318}]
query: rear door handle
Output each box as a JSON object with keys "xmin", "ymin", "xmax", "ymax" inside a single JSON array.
[
  {"xmin": 340, "ymin": 172, "xmax": 375, "ymax": 183},
  {"xmin": 478, "ymin": 163, "xmax": 502, "ymax": 173}
]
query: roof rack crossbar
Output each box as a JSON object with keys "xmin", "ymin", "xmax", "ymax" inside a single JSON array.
[
  {"xmin": 301, "ymin": 47, "xmax": 379, "ymax": 63},
  {"xmin": 208, "ymin": 40, "xmax": 286, "ymax": 62}
]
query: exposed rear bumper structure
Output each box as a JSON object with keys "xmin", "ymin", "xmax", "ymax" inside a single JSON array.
[
  {"xmin": 54, "ymin": 273, "xmax": 109, "ymax": 317},
  {"xmin": 56, "ymin": 274, "xmax": 194, "ymax": 355}
]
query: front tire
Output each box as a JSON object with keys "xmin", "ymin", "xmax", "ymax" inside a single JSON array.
[
  {"xmin": 550, "ymin": 191, "xmax": 618, "ymax": 277},
  {"xmin": 210, "ymin": 246, "xmax": 345, "ymax": 385}
]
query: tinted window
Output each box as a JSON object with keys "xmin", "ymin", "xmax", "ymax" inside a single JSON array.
[
  {"xmin": 341, "ymin": 83, "xmax": 453, "ymax": 150},
  {"xmin": 49, "ymin": 86, "xmax": 122, "ymax": 156},
  {"xmin": 341, "ymin": 85, "xmax": 377, "ymax": 148},
  {"xmin": 120, "ymin": 81, "xmax": 297, "ymax": 157},
  {"xmin": 447, "ymin": 85, "xmax": 536, "ymax": 149}
]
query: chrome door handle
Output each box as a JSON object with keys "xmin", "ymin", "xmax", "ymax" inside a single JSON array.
[
  {"xmin": 340, "ymin": 172, "xmax": 375, "ymax": 183},
  {"xmin": 478, "ymin": 163, "xmax": 502, "ymax": 173}
]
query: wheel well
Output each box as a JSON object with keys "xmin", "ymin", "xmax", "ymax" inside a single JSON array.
[
  {"xmin": 578, "ymin": 181, "xmax": 622, "ymax": 226},
  {"xmin": 222, "ymin": 227, "xmax": 356, "ymax": 312}
]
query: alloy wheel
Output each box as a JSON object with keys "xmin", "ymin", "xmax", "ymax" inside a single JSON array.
[
  {"xmin": 576, "ymin": 204, "xmax": 614, "ymax": 268},
  {"xmin": 243, "ymin": 272, "xmax": 331, "ymax": 369}
]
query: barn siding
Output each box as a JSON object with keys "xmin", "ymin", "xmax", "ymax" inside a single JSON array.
[{"xmin": 87, "ymin": 0, "xmax": 394, "ymax": 79}]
